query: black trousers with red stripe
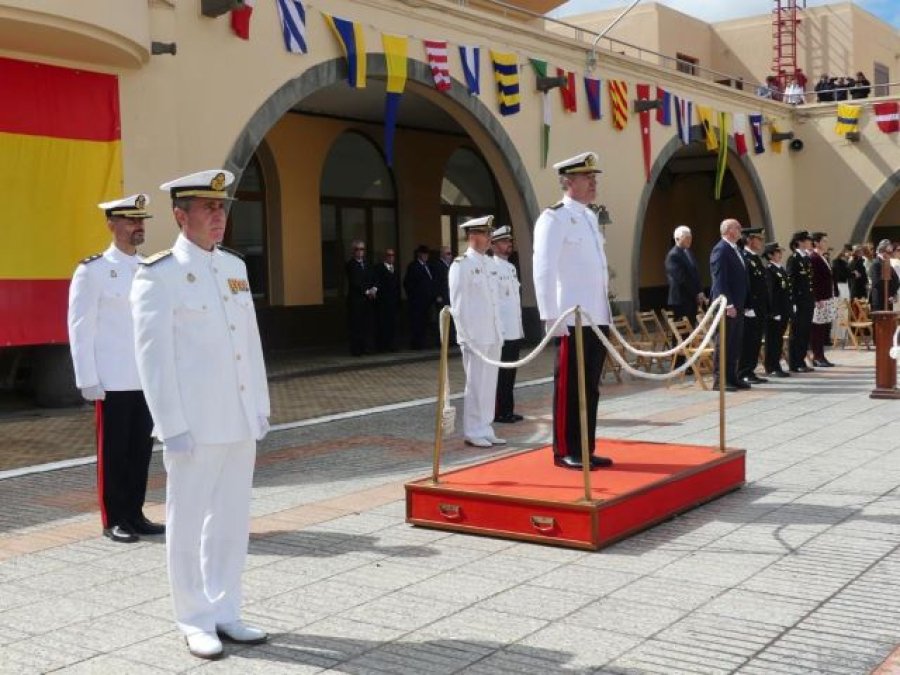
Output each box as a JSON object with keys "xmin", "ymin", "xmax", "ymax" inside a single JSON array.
[
  {"xmin": 495, "ymin": 339, "xmax": 522, "ymax": 418},
  {"xmin": 553, "ymin": 326, "xmax": 608, "ymax": 460},
  {"xmin": 95, "ymin": 390, "xmax": 154, "ymax": 529}
]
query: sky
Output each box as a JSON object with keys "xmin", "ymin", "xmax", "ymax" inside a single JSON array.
[{"xmin": 550, "ymin": 0, "xmax": 900, "ymax": 28}]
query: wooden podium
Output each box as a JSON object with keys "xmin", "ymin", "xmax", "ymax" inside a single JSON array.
[{"xmin": 870, "ymin": 311, "xmax": 900, "ymax": 399}]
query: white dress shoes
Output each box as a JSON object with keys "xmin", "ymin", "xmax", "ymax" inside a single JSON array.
[
  {"xmin": 464, "ymin": 437, "xmax": 492, "ymax": 448},
  {"xmin": 486, "ymin": 434, "xmax": 507, "ymax": 445},
  {"xmin": 216, "ymin": 621, "xmax": 268, "ymax": 645},
  {"xmin": 185, "ymin": 631, "xmax": 223, "ymax": 660}
]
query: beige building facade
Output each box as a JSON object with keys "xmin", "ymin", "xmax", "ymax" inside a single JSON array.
[{"xmin": 2, "ymin": 0, "xmax": 900, "ymax": 356}]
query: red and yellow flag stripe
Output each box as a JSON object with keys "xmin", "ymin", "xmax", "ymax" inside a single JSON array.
[
  {"xmin": 609, "ymin": 79, "xmax": 628, "ymax": 130},
  {"xmin": 0, "ymin": 57, "xmax": 123, "ymax": 345}
]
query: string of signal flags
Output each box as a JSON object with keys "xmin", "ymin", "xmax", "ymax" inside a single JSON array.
[{"xmin": 223, "ymin": 2, "xmax": 898, "ymax": 196}]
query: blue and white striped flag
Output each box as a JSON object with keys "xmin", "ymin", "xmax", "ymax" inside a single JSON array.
[
  {"xmin": 275, "ymin": 0, "xmax": 307, "ymax": 54},
  {"xmin": 459, "ymin": 45, "xmax": 480, "ymax": 95}
]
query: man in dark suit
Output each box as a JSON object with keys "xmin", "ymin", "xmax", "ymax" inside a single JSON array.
[
  {"xmin": 403, "ymin": 244, "xmax": 435, "ymax": 350},
  {"xmin": 665, "ymin": 225, "xmax": 706, "ymax": 326},
  {"xmin": 786, "ymin": 230, "xmax": 814, "ymax": 372},
  {"xmin": 710, "ymin": 218, "xmax": 750, "ymax": 392},
  {"xmin": 763, "ymin": 242, "xmax": 791, "ymax": 377},
  {"xmin": 373, "ymin": 248, "xmax": 401, "ymax": 352},
  {"xmin": 869, "ymin": 239, "xmax": 900, "ymax": 311},
  {"xmin": 809, "ymin": 232, "xmax": 836, "ymax": 367},
  {"xmin": 345, "ymin": 239, "xmax": 375, "ymax": 356},
  {"xmin": 849, "ymin": 245, "xmax": 869, "ymax": 300},
  {"xmin": 432, "ymin": 246, "xmax": 455, "ymax": 346},
  {"xmin": 738, "ymin": 230, "xmax": 770, "ymax": 384}
]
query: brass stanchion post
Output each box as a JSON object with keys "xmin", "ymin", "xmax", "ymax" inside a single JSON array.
[
  {"xmin": 718, "ymin": 307, "xmax": 726, "ymax": 453},
  {"xmin": 574, "ymin": 308, "xmax": 593, "ymax": 502},
  {"xmin": 432, "ymin": 308, "xmax": 451, "ymax": 484}
]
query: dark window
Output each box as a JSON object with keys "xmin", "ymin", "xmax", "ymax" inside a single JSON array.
[{"xmin": 226, "ymin": 155, "xmax": 267, "ymax": 301}]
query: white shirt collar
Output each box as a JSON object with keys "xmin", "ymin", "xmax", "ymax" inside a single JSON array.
[
  {"xmin": 174, "ymin": 233, "xmax": 216, "ymax": 260},
  {"xmin": 562, "ymin": 194, "xmax": 589, "ymax": 213}
]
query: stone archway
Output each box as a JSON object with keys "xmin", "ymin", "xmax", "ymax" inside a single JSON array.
[
  {"xmin": 630, "ymin": 136, "xmax": 773, "ymax": 311},
  {"xmin": 223, "ymin": 55, "xmax": 539, "ymax": 232},
  {"xmin": 850, "ymin": 170, "xmax": 900, "ymax": 244}
]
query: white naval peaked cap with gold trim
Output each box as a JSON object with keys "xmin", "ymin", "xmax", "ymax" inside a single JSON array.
[
  {"xmin": 458, "ymin": 215, "xmax": 494, "ymax": 233},
  {"xmin": 97, "ymin": 193, "xmax": 152, "ymax": 219},
  {"xmin": 491, "ymin": 225, "xmax": 513, "ymax": 241},
  {"xmin": 160, "ymin": 169, "xmax": 235, "ymax": 200},
  {"xmin": 552, "ymin": 151, "xmax": 603, "ymax": 175}
]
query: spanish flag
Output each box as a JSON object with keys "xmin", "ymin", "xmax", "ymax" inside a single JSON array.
[
  {"xmin": 835, "ymin": 103, "xmax": 861, "ymax": 136},
  {"xmin": 325, "ymin": 15, "xmax": 366, "ymax": 88},
  {"xmin": 490, "ymin": 50, "xmax": 520, "ymax": 116},
  {"xmin": 696, "ymin": 105, "xmax": 718, "ymax": 151},
  {"xmin": 0, "ymin": 57, "xmax": 122, "ymax": 346}
]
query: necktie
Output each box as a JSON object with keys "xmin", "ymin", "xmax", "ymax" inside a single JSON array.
[{"xmin": 422, "ymin": 262, "xmax": 432, "ymax": 279}]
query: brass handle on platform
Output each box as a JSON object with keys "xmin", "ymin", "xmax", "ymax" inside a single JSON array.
[
  {"xmin": 530, "ymin": 515, "xmax": 557, "ymax": 532},
  {"xmin": 438, "ymin": 503, "xmax": 462, "ymax": 520}
]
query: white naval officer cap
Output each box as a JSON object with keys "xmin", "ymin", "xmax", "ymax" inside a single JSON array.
[
  {"xmin": 160, "ymin": 169, "xmax": 236, "ymax": 200},
  {"xmin": 491, "ymin": 225, "xmax": 513, "ymax": 242},
  {"xmin": 459, "ymin": 215, "xmax": 494, "ymax": 233},
  {"xmin": 97, "ymin": 193, "xmax": 152, "ymax": 219},
  {"xmin": 552, "ymin": 151, "xmax": 602, "ymax": 175}
]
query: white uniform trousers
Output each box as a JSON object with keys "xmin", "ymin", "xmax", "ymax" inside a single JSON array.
[
  {"xmin": 163, "ymin": 440, "xmax": 256, "ymax": 636},
  {"xmin": 460, "ymin": 341, "xmax": 501, "ymax": 439}
]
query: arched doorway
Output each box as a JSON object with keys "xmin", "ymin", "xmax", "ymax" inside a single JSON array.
[
  {"xmin": 226, "ymin": 153, "xmax": 268, "ymax": 302},
  {"xmin": 223, "ymin": 56, "xmax": 538, "ymax": 350},
  {"xmin": 440, "ymin": 147, "xmax": 506, "ymax": 255},
  {"xmin": 853, "ymin": 172, "xmax": 900, "ymax": 245},
  {"xmin": 320, "ymin": 131, "xmax": 398, "ymax": 300},
  {"xmin": 634, "ymin": 139, "xmax": 771, "ymax": 311}
]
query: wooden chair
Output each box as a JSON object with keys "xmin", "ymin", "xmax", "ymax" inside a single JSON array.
[
  {"xmin": 636, "ymin": 310, "xmax": 671, "ymax": 371},
  {"xmin": 847, "ymin": 298, "xmax": 873, "ymax": 350},
  {"xmin": 612, "ymin": 314, "xmax": 655, "ymax": 373},
  {"xmin": 833, "ymin": 298, "xmax": 852, "ymax": 349},
  {"xmin": 666, "ymin": 316, "xmax": 715, "ymax": 389}
]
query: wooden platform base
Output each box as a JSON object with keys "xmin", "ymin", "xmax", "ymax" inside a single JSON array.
[{"xmin": 406, "ymin": 439, "xmax": 745, "ymax": 550}]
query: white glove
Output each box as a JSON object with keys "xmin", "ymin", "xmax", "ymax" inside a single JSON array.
[
  {"xmin": 792, "ymin": 304, "xmax": 797, "ymax": 313},
  {"xmin": 80, "ymin": 384, "xmax": 105, "ymax": 402},
  {"xmin": 257, "ymin": 416, "xmax": 270, "ymax": 441},
  {"xmin": 164, "ymin": 432, "xmax": 195, "ymax": 456},
  {"xmin": 545, "ymin": 319, "xmax": 569, "ymax": 338},
  {"xmin": 773, "ymin": 315, "xmax": 782, "ymax": 321},
  {"xmin": 744, "ymin": 309, "xmax": 757, "ymax": 318}
]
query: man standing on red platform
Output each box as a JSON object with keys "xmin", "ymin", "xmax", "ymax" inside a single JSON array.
[{"xmin": 533, "ymin": 151, "xmax": 612, "ymax": 471}]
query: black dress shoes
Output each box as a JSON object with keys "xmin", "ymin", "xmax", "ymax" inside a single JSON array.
[
  {"xmin": 746, "ymin": 374, "xmax": 769, "ymax": 384},
  {"xmin": 734, "ymin": 380, "xmax": 751, "ymax": 389},
  {"xmin": 494, "ymin": 414, "xmax": 524, "ymax": 424},
  {"xmin": 103, "ymin": 525, "xmax": 138, "ymax": 543},
  {"xmin": 712, "ymin": 383, "xmax": 738, "ymax": 392},
  {"xmin": 130, "ymin": 515, "xmax": 165, "ymax": 536},
  {"xmin": 812, "ymin": 359, "xmax": 835, "ymax": 368},
  {"xmin": 554, "ymin": 455, "xmax": 613, "ymax": 470},
  {"xmin": 767, "ymin": 370, "xmax": 790, "ymax": 378}
]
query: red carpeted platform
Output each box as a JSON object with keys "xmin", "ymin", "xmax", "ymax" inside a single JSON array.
[{"xmin": 406, "ymin": 439, "xmax": 745, "ymax": 550}]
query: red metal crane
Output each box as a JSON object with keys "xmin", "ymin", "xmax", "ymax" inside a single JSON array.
[{"xmin": 772, "ymin": 0, "xmax": 805, "ymax": 88}]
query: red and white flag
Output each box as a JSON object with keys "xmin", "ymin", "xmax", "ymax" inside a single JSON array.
[
  {"xmin": 231, "ymin": 0, "xmax": 255, "ymax": 40},
  {"xmin": 733, "ymin": 113, "xmax": 749, "ymax": 156},
  {"xmin": 874, "ymin": 101, "xmax": 899, "ymax": 133},
  {"xmin": 423, "ymin": 40, "xmax": 451, "ymax": 92}
]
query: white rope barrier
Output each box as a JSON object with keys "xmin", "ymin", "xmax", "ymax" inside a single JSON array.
[{"xmin": 450, "ymin": 296, "xmax": 728, "ymax": 382}]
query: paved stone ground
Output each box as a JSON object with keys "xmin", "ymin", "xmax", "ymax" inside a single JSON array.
[{"xmin": 1, "ymin": 348, "xmax": 900, "ymax": 673}]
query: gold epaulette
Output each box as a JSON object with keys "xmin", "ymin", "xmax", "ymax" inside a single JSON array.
[
  {"xmin": 548, "ymin": 202, "xmax": 564, "ymax": 210},
  {"xmin": 79, "ymin": 253, "xmax": 103, "ymax": 265},
  {"xmin": 139, "ymin": 249, "xmax": 172, "ymax": 266},
  {"xmin": 217, "ymin": 244, "xmax": 245, "ymax": 259}
]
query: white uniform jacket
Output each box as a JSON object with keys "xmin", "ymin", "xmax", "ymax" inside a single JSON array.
[
  {"xmin": 130, "ymin": 234, "xmax": 270, "ymax": 445},
  {"xmin": 448, "ymin": 247, "xmax": 503, "ymax": 346},
  {"xmin": 493, "ymin": 256, "xmax": 524, "ymax": 341},
  {"xmin": 532, "ymin": 195, "xmax": 611, "ymax": 327},
  {"xmin": 67, "ymin": 244, "xmax": 143, "ymax": 391}
]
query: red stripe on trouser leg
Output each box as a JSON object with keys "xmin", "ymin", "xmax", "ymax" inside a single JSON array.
[
  {"xmin": 95, "ymin": 400, "xmax": 109, "ymax": 528},
  {"xmin": 554, "ymin": 335, "xmax": 569, "ymax": 457}
]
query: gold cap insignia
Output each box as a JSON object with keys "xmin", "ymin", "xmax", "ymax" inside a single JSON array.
[
  {"xmin": 135, "ymin": 194, "xmax": 147, "ymax": 209},
  {"xmin": 211, "ymin": 173, "xmax": 227, "ymax": 191}
]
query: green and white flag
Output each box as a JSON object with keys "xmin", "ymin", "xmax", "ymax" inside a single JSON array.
[{"xmin": 530, "ymin": 59, "xmax": 551, "ymax": 168}]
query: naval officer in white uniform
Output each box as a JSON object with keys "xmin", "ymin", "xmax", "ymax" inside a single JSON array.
[
  {"xmin": 448, "ymin": 216, "xmax": 506, "ymax": 448},
  {"xmin": 67, "ymin": 194, "xmax": 164, "ymax": 543},
  {"xmin": 490, "ymin": 226, "xmax": 525, "ymax": 424},
  {"xmin": 533, "ymin": 152, "xmax": 613, "ymax": 470},
  {"xmin": 131, "ymin": 170, "xmax": 270, "ymax": 660}
]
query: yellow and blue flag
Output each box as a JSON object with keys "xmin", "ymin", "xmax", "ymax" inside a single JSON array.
[
  {"xmin": 382, "ymin": 34, "xmax": 407, "ymax": 167},
  {"xmin": 324, "ymin": 15, "xmax": 366, "ymax": 88},
  {"xmin": 490, "ymin": 50, "xmax": 520, "ymax": 116},
  {"xmin": 835, "ymin": 103, "xmax": 861, "ymax": 135}
]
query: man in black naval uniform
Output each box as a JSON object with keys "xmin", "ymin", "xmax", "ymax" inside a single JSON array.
[
  {"xmin": 738, "ymin": 229, "xmax": 770, "ymax": 384},
  {"xmin": 786, "ymin": 230, "xmax": 814, "ymax": 372},
  {"xmin": 763, "ymin": 242, "xmax": 792, "ymax": 377}
]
